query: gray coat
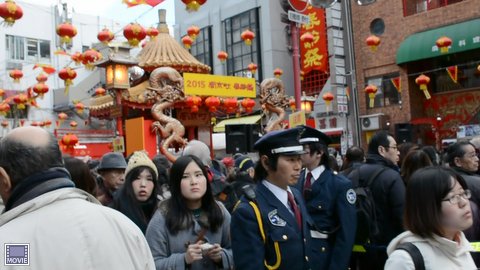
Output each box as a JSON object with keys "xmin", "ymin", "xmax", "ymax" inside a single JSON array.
[{"xmin": 145, "ymin": 202, "xmax": 233, "ymax": 270}]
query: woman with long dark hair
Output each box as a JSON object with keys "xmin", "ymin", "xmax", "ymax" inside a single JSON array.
[{"xmin": 146, "ymin": 155, "xmax": 233, "ymax": 269}]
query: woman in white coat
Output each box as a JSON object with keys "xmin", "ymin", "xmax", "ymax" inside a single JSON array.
[{"xmin": 385, "ymin": 166, "xmax": 476, "ymax": 270}]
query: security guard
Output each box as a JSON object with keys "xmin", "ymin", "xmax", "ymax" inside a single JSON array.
[
  {"xmin": 231, "ymin": 128, "xmax": 324, "ymax": 270},
  {"xmin": 295, "ymin": 125, "xmax": 357, "ymax": 270}
]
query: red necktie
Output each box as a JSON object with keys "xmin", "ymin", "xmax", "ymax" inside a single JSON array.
[
  {"xmin": 303, "ymin": 172, "xmax": 312, "ymax": 196},
  {"xmin": 287, "ymin": 191, "xmax": 302, "ymax": 229}
]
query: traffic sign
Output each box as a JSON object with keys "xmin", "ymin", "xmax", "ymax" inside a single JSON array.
[
  {"xmin": 288, "ymin": 0, "xmax": 308, "ymax": 12},
  {"xmin": 288, "ymin": 10, "xmax": 310, "ymax": 25}
]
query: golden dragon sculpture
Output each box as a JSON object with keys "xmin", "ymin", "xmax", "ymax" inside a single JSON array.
[{"xmin": 260, "ymin": 78, "xmax": 290, "ymax": 133}]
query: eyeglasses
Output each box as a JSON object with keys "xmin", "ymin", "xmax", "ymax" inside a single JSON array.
[
  {"xmin": 385, "ymin": 145, "xmax": 398, "ymax": 151},
  {"xmin": 442, "ymin": 190, "xmax": 471, "ymax": 204}
]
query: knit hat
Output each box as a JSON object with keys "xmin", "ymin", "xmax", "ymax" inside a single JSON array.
[
  {"xmin": 125, "ymin": 151, "xmax": 158, "ymax": 179},
  {"xmin": 235, "ymin": 155, "xmax": 255, "ymax": 172}
]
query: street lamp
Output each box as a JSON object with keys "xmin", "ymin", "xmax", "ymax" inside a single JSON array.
[
  {"xmin": 301, "ymin": 91, "xmax": 316, "ymax": 116},
  {"xmin": 106, "ymin": 63, "xmax": 129, "ymax": 89}
]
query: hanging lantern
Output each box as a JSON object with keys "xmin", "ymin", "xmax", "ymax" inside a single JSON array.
[
  {"xmin": 56, "ymin": 22, "xmax": 77, "ymax": 45},
  {"xmin": 75, "ymin": 102, "xmax": 85, "ymax": 114},
  {"xmin": 182, "ymin": 35, "xmax": 193, "ymax": 49},
  {"xmin": 274, "ymin": 68, "xmax": 283, "ymax": 78},
  {"xmin": 19, "ymin": 119, "xmax": 25, "ymax": 127},
  {"xmin": 185, "ymin": 96, "xmax": 202, "ymax": 113},
  {"xmin": 70, "ymin": 121, "xmax": 78, "ymax": 129},
  {"xmin": 415, "ymin": 74, "xmax": 431, "ymax": 99},
  {"xmin": 123, "ymin": 23, "xmax": 146, "ymax": 47},
  {"xmin": 57, "ymin": 112, "xmax": 68, "ymax": 127},
  {"xmin": 38, "ymin": 121, "xmax": 46, "ymax": 128},
  {"xmin": 289, "ymin": 97, "xmax": 296, "ymax": 111},
  {"xmin": 181, "ymin": 0, "xmax": 207, "ymax": 12},
  {"xmin": 146, "ymin": 27, "xmax": 159, "ymax": 40},
  {"xmin": 436, "ymin": 36, "xmax": 452, "ymax": 53},
  {"xmin": 300, "ymin": 71, "xmax": 305, "ymax": 81},
  {"xmin": 61, "ymin": 133, "xmax": 79, "ymax": 149},
  {"xmin": 366, "ymin": 35, "xmax": 381, "ymax": 51},
  {"xmin": 1, "ymin": 120, "xmax": 8, "ymax": 128},
  {"xmin": 241, "ymin": 98, "xmax": 256, "ymax": 113},
  {"xmin": 30, "ymin": 121, "xmax": 39, "ymax": 127},
  {"xmin": 247, "ymin": 63, "xmax": 258, "ymax": 75},
  {"xmin": 187, "ymin": 25, "xmax": 200, "ymax": 40},
  {"xmin": 97, "ymin": 28, "xmax": 114, "ymax": 44},
  {"xmin": 205, "ymin": 96, "xmax": 221, "ymax": 112},
  {"xmin": 82, "ymin": 49, "xmax": 102, "ymax": 70},
  {"xmin": 44, "ymin": 119, "xmax": 52, "ymax": 128},
  {"xmin": 9, "ymin": 69, "xmax": 23, "ymax": 83},
  {"xmin": 241, "ymin": 29, "xmax": 255, "ymax": 46},
  {"xmin": 364, "ymin": 85, "xmax": 378, "ymax": 108},
  {"xmin": 95, "ymin": 87, "xmax": 106, "ymax": 96},
  {"xmin": 58, "ymin": 67, "xmax": 77, "ymax": 94},
  {"xmin": 223, "ymin": 97, "xmax": 238, "ymax": 114},
  {"xmin": 217, "ymin": 51, "xmax": 228, "ymax": 63},
  {"xmin": 322, "ymin": 92, "xmax": 334, "ymax": 113},
  {"xmin": 71, "ymin": 52, "xmax": 83, "ymax": 65},
  {"xmin": 300, "ymin": 32, "xmax": 314, "ymax": 44},
  {"xmin": 32, "ymin": 83, "xmax": 49, "ymax": 98},
  {"xmin": 13, "ymin": 94, "xmax": 27, "ymax": 109},
  {"xmin": 0, "ymin": 89, "xmax": 4, "ymax": 100},
  {"xmin": 36, "ymin": 72, "xmax": 48, "ymax": 83},
  {"xmin": 0, "ymin": 0, "xmax": 23, "ymax": 26},
  {"xmin": 0, "ymin": 102, "xmax": 10, "ymax": 116}
]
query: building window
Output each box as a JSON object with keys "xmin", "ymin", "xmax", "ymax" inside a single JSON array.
[
  {"xmin": 365, "ymin": 73, "xmax": 401, "ymax": 108},
  {"xmin": 6, "ymin": 35, "xmax": 50, "ymax": 63},
  {"xmin": 190, "ymin": 26, "xmax": 213, "ymax": 73},
  {"xmin": 224, "ymin": 8, "xmax": 262, "ymax": 82},
  {"xmin": 403, "ymin": 0, "xmax": 463, "ymax": 16}
]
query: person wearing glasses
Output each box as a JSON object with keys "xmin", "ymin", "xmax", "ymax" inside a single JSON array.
[
  {"xmin": 385, "ymin": 167, "xmax": 476, "ymax": 270},
  {"xmin": 346, "ymin": 130, "xmax": 405, "ymax": 270}
]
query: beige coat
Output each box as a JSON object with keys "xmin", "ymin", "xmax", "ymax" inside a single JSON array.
[{"xmin": 0, "ymin": 188, "xmax": 155, "ymax": 270}]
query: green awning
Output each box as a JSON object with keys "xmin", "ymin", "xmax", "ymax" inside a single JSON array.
[
  {"xmin": 213, "ymin": 115, "xmax": 261, "ymax": 133},
  {"xmin": 396, "ymin": 18, "xmax": 480, "ymax": 64}
]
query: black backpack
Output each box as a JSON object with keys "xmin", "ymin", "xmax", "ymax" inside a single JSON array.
[
  {"xmin": 347, "ymin": 165, "xmax": 386, "ymax": 244},
  {"xmin": 395, "ymin": 242, "xmax": 425, "ymax": 270}
]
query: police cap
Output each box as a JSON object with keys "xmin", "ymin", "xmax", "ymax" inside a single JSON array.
[
  {"xmin": 254, "ymin": 128, "xmax": 306, "ymax": 155},
  {"xmin": 296, "ymin": 125, "xmax": 332, "ymax": 145}
]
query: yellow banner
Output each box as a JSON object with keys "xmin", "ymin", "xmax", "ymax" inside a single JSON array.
[
  {"xmin": 183, "ymin": 73, "xmax": 256, "ymax": 98},
  {"xmin": 289, "ymin": 111, "xmax": 306, "ymax": 127}
]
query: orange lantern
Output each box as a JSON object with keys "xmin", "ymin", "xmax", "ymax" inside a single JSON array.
[
  {"xmin": 56, "ymin": 22, "xmax": 77, "ymax": 45},
  {"xmin": 366, "ymin": 35, "xmax": 381, "ymax": 51},
  {"xmin": 57, "ymin": 112, "xmax": 68, "ymax": 127},
  {"xmin": 82, "ymin": 49, "xmax": 102, "ymax": 70},
  {"xmin": 187, "ymin": 25, "xmax": 200, "ymax": 40},
  {"xmin": 0, "ymin": 89, "xmax": 4, "ymax": 100},
  {"xmin": 1, "ymin": 120, "xmax": 8, "ymax": 128},
  {"xmin": 75, "ymin": 102, "xmax": 85, "ymax": 114},
  {"xmin": 62, "ymin": 133, "xmax": 79, "ymax": 149},
  {"xmin": 146, "ymin": 27, "xmax": 159, "ymax": 39},
  {"xmin": 274, "ymin": 68, "xmax": 283, "ymax": 78},
  {"xmin": 241, "ymin": 98, "xmax": 256, "ymax": 113},
  {"xmin": 217, "ymin": 51, "xmax": 228, "ymax": 63},
  {"xmin": 182, "ymin": 35, "xmax": 193, "ymax": 49},
  {"xmin": 415, "ymin": 74, "xmax": 431, "ymax": 99},
  {"xmin": 13, "ymin": 94, "xmax": 27, "ymax": 109},
  {"xmin": 0, "ymin": 102, "xmax": 10, "ymax": 116},
  {"xmin": 364, "ymin": 85, "xmax": 378, "ymax": 108},
  {"xmin": 223, "ymin": 97, "xmax": 238, "ymax": 114},
  {"xmin": 36, "ymin": 72, "xmax": 48, "ymax": 83},
  {"xmin": 95, "ymin": 87, "xmax": 106, "ymax": 96},
  {"xmin": 58, "ymin": 67, "xmax": 77, "ymax": 94},
  {"xmin": 70, "ymin": 120, "xmax": 78, "ymax": 129},
  {"xmin": 0, "ymin": 0, "xmax": 23, "ymax": 26},
  {"xmin": 300, "ymin": 32, "xmax": 314, "ymax": 44},
  {"xmin": 247, "ymin": 63, "xmax": 258, "ymax": 75},
  {"xmin": 241, "ymin": 29, "xmax": 255, "ymax": 46},
  {"xmin": 436, "ymin": 36, "xmax": 452, "ymax": 53},
  {"xmin": 71, "ymin": 52, "xmax": 83, "ymax": 65},
  {"xmin": 181, "ymin": 0, "xmax": 207, "ymax": 12},
  {"xmin": 97, "ymin": 28, "xmax": 114, "ymax": 44},
  {"xmin": 33, "ymin": 83, "xmax": 49, "ymax": 98},
  {"xmin": 123, "ymin": 23, "xmax": 146, "ymax": 47},
  {"xmin": 289, "ymin": 97, "xmax": 296, "ymax": 111},
  {"xmin": 9, "ymin": 69, "xmax": 23, "ymax": 83},
  {"xmin": 205, "ymin": 96, "xmax": 220, "ymax": 112},
  {"xmin": 322, "ymin": 92, "xmax": 334, "ymax": 113},
  {"xmin": 185, "ymin": 96, "xmax": 202, "ymax": 113}
]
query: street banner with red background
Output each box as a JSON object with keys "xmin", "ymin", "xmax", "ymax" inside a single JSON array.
[{"xmin": 300, "ymin": 5, "xmax": 328, "ymax": 74}]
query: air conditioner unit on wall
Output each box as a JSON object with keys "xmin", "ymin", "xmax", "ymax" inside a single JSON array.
[{"xmin": 359, "ymin": 113, "xmax": 386, "ymax": 131}]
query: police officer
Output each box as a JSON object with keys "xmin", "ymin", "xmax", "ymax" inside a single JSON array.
[
  {"xmin": 231, "ymin": 128, "xmax": 324, "ymax": 270},
  {"xmin": 295, "ymin": 125, "xmax": 357, "ymax": 270}
]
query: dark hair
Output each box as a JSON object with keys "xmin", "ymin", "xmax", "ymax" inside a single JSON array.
[
  {"xmin": 110, "ymin": 166, "xmax": 159, "ymax": 233},
  {"xmin": 421, "ymin": 145, "xmax": 439, "ymax": 166},
  {"xmin": 446, "ymin": 141, "xmax": 475, "ymax": 167},
  {"xmin": 165, "ymin": 155, "xmax": 223, "ymax": 234},
  {"xmin": 345, "ymin": 146, "xmax": 365, "ymax": 163},
  {"xmin": 398, "ymin": 142, "xmax": 419, "ymax": 168},
  {"xmin": 404, "ymin": 166, "xmax": 468, "ymax": 238},
  {"xmin": 0, "ymin": 131, "xmax": 63, "ymax": 187},
  {"xmin": 152, "ymin": 154, "xmax": 170, "ymax": 186},
  {"xmin": 367, "ymin": 130, "xmax": 392, "ymax": 155},
  {"xmin": 400, "ymin": 150, "xmax": 433, "ymax": 185},
  {"xmin": 304, "ymin": 142, "xmax": 330, "ymax": 170},
  {"xmin": 63, "ymin": 157, "xmax": 97, "ymax": 195},
  {"xmin": 254, "ymin": 151, "xmax": 280, "ymax": 182}
]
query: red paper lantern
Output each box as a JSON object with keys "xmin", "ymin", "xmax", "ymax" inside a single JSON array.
[
  {"xmin": 436, "ymin": 36, "xmax": 452, "ymax": 53},
  {"xmin": 13, "ymin": 94, "xmax": 28, "ymax": 109},
  {"xmin": 300, "ymin": 32, "xmax": 314, "ymax": 43},
  {"xmin": 182, "ymin": 35, "xmax": 193, "ymax": 49},
  {"xmin": 217, "ymin": 51, "xmax": 228, "ymax": 63},
  {"xmin": 181, "ymin": 0, "xmax": 207, "ymax": 12},
  {"xmin": 9, "ymin": 69, "xmax": 23, "ymax": 83},
  {"xmin": 187, "ymin": 25, "xmax": 200, "ymax": 40},
  {"xmin": 1, "ymin": 120, "xmax": 8, "ymax": 128},
  {"xmin": 95, "ymin": 87, "xmax": 106, "ymax": 96},
  {"xmin": 185, "ymin": 96, "xmax": 202, "ymax": 113},
  {"xmin": 97, "ymin": 28, "xmax": 114, "ymax": 44},
  {"xmin": 0, "ymin": 102, "xmax": 10, "ymax": 116},
  {"xmin": 415, "ymin": 74, "xmax": 431, "ymax": 99},
  {"xmin": 75, "ymin": 102, "xmax": 85, "ymax": 114},
  {"xmin": 71, "ymin": 52, "xmax": 83, "ymax": 65},
  {"xmin": 58, "ymin": 67, "xmax": 77, "ymax": 93},
  {"xmin": 322, "ymin": 92, "xmax": 334, "ymax": 113},
  {"xmin": 70, "ymin": 121, "xmax": 78, "ymax": 129},
  {"xmin": 0, "ymin": 0, "xmax": 23, "ymax": 26},
  {"xmin": 82, "ymin": 49, "xmax": 102, "ymax": 70},
  {"xmin": 30, "ymin": 121, "xmax": 39, "ymax": 127},
  {"xmin": 123, "ymin": 23, "xmax": 146, "ymax": 47},
  {"xmin": 44, "ymin": 119, "xmax": 52, "ymax": 127},
  {"xmin": 56, "ymin": 22, "xmax": 77, "ymax": 45},
  {"xmin": 241, "ymin": 98, "xmax": 256, "ymax": 113},
  {"xmin": 364, "ymin": 85, "xmax": 378, "ymax": 108},
  {"xmin": 146, "ymin": 27, "xmax": 159, "ymax": 39},
  {"xmin": 223, "ymin": 98, "xmax": 238, "ymax": 114},
  {"xmin": 62, "ymin": 133, "xmax": 78, "ymax": 149},
  {"xmin": 36, "ymin": 72, "xmax": 48, "ymax": 83},
  {"xmin": 241, "ymin": 29, "xmax": 255, "ymax": 46},
  {"xmin": 205, "ymin": 96, "xmax": 220, "ymax": 112},
  {"xmin": 58, "ymin": 112, "xmax": 68, "ymax": 121},
  {"xmin": 366, "ymin": 35, "xmax": 381, "ymax": 51},
  {"xmin": 247, "ymin": 63, "xmax": 258, "ymax": 74},
  {"xmin": 289, "ymin": 97, "xmax": 296, "ymax": 111},
  {"xmin": 274, "ymin": 68, "xmax": 283, "ymax": 78},
  {"xmin": 33, "ymin": 83, "xmax": 49, "ymax": 98}
]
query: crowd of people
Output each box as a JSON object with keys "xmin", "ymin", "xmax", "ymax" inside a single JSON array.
[{"xmin": 0, "ymin": 125, "xmax": 479, "ymax": 270}]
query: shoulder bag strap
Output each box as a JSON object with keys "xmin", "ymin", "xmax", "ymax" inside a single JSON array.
[{"xmin": 396, "ymin": 242, "xmax": 425, "ymax": 270}]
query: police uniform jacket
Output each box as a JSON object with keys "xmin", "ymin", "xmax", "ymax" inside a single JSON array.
[
  {"xmin": 295, "ymin": 167, "xmax": 357, "ymax": 270},
  {"xmin": 231, "ymin": 182, "xmax": 324, "ymax": 270}
]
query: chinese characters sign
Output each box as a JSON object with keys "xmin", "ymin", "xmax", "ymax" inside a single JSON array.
[
  {"xmin": 300, "ymin": 5, "xmax": 328, "ymax": 73},
  {"xmin": 183, "ymin": 73, "xmax": 256, "ymax": 98}
]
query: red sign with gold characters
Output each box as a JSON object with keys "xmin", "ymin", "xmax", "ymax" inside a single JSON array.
[
  {"xmin": 288, "ymin": 0, "xmax": 308, "ymax": 12},
  {"xmin": 300, "ymin": 5, "xmax": 329, "ymax": 73}
]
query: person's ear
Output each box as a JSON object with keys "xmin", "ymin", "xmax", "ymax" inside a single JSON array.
[
  {"xmin": 453, "ymin": 156, "xmax": 463, "ymax": 167},
  {"xmin": 260, "ymin": 155, "xmax": 270, "ymax": 170},
  {"xmin": 0, "ymin": 167, "xmax": 12, "ymax": 201}
]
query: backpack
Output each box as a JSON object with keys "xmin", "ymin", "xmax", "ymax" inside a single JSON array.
[
  {"xmin": 395, "ymin": 242, "xmax": 425, "ymax": 270},
  {"xmin": 347, "ymin": 165, "xmax": 386, "ymax": 245}
]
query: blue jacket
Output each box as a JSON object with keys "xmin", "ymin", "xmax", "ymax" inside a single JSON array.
[
  {"xmin": 231, "ymin": 183, "xmax": 326, "ymax": 270},
  {"xmin": 295, "ymin": 168, "xmax": 357, "ymax": 270}
]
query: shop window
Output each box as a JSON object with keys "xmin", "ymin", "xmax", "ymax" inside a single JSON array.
[
  {"xmin": 364, "ymin": 73, "xmax": 401, "ymax": 108},
  {"xmin": 190, "ymin": 26, "xmax": 213, "ymax": 73},
  {"xmin": 403, "ymin": 0, "xmax": 463, "ymax": 16}
]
